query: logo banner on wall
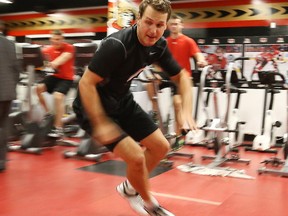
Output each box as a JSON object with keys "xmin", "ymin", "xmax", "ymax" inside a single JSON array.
[{"xmin": 107, "ymin": 0, "xmax": 139, "ymax": 35}]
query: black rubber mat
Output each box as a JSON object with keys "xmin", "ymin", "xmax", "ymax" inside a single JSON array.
[{"xmin": 78, "ymin": 160, "xmax": 172, "ymax": 178}]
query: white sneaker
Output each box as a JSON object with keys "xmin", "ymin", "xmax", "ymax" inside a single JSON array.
[
  {"xmin": 144, "ymin": 205, "xmax": 175, "ymax": 216},
  {"xmin": 116, "ymin": 181, "xmax": 148, "ymax": 215}
]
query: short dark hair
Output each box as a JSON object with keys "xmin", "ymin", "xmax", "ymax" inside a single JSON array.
[
  {"xmin": 170, "ymin": 14, "xmax": 183, "ymax": 23},
  {"xmin": 139, "ymin": 0, "xmax": 172, "ymax": 21},
  {"xmin": 50, "ymin": 29, "xmax": 64, "ymax": 36}
]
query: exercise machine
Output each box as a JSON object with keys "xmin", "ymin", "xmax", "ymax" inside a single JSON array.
[
  {"xmin": 63, "ymin": 42, "xmax": 109, "ymax": 161},
  {"xmin": 245, "ymin": 70, "xmax": 283, "ymax": 153},
  {"xmin": 257, "ymin": 72, "xmax": 288, "ymax": 177},
  {"xmin": 132, "ymin": 68, "xmax": 192, "ymax": 168},
  {"xmin": 221, "ymin": 58, "xmax": 248, "ymax": 149},
  {"xmin": 185, "ymin": 73, "xmax": 212, "ymax": 147},
  {"xmin": 185, "ymin": 67, "xmax": 227, "ymax": 147},
  {"xmin": 198, "ymin": 64, "xmax": 250, "ymax": 168},
  {"xmin": 9, "ymin": 44, "xmax": 57, "ymax": 154}
]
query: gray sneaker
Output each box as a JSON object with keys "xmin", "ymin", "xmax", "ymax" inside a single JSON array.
[
  {"xmin": 116, "ymin": 181, "xmax": 148, "ymax": 215},
  {"xmin": 48, "ymin": 127, "xmax": 64, "ymax": 138}
]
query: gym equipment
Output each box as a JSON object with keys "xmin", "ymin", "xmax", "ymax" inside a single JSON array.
[
  {"xmin": 9, "ymin": 44, "xmax": 57, "ymax": 154},
  {"xmin": 221, "ymin": 58, "xmax": 248, "ymax": 149},
  {"xmin": 185, "ymin": 72, "xmax": 212, "ymax": 147},
  {"xmin": 196, "ymin": 64, "xmax": 250, "ymax": 168},
  {"xmin": 63, "ymin": 132, "xmax": 107, "ymax": 162},
  {"xmin": 185, "ymin": 67, "xmax": 226, "ymax": 147},
  {"xmin": 7, "ymin": 99, "xmax": 25, "ymax": 142},
  {"xmin": 141, "ymin": 68, "xmax": 194, "ymax": 162},
  {"xmin": 257, "ymin": 72, "xmax": 288, "ymax": 177},
  {"xmin": 245, "ymin": 70, "xmax": 284, "ymax": 153},
  {"xmin": 63, "ymin": 42, "xmax": 109, "ymax": 161}
]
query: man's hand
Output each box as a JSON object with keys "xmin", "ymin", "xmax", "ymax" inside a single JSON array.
[
  {"xmin": 197, "ymin": 60, "xmax": 208, "ymax": 68},
  {"xmin": 181, "ymin": 111, "xmax": 198, "ymax": 134}
]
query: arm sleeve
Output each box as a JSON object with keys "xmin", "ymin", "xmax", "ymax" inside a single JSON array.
[
  {"xmin": 189, "ymin": 38, "xmax": 201, "ymax": 56},
  {"xmin": 88, "ymin": 37, "xmax": 125, "ymax": 79},
  {"xmin": 64, "ymin": 43, "xmax": 75, "ymax": 54}
]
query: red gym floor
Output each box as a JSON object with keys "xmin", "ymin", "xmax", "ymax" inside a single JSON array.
[{"xmin": 1, "ymin": 143, "xmax": 288, "ymax": 216}]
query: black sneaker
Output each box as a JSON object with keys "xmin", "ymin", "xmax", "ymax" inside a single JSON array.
[
  {"xmin": 149, "ymin": 111, "xmax": 159, "ymax": 125},
  {"xmin": 144, "ymin": 205, "xmax": 175, "ymax": 216},
  {"xmin": 171, "ymin": 136, "xmax": 185, "ymax": 151},
  {"xmin": 48, "ymin": 127, "xmax": 64, "ymax": 138}
]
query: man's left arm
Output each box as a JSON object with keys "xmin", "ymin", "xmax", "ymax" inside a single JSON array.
[
  {"xmin": 188, "ymin": 38, "xmax": 207, "ymax": 68},
  {"xmin": 50, "ymin": 52, "xmax": 72, "ymax": 68},
  {"xmin": 194, "ymin": 52, "xmax": 207, "ymax": 68},
  {"xmin": 50, "ymin": 52, "xmax": 73, "ymax": 69}
]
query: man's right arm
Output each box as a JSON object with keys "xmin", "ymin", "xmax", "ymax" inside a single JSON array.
[{"xmin": 79, "ymin": 68, "xmax": 123, "ymax": 144}]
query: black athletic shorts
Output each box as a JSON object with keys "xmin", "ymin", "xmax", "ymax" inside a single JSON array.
[
  {"xmin": 73, "ymin": 90, "xmax": 158, "ymax": 142},
  {"xmin": 41, "ymin": 76, "xmax": 73, "ymax": 95}
]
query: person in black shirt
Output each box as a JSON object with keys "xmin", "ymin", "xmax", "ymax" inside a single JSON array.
[{"xmin": 73, "ymin": 0, "xmax": 197, "ymax": 215}]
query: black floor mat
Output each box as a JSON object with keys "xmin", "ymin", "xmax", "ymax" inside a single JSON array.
[{"xmin": 78, "ymin": 160, "xmax": 172, "ymax": 178}]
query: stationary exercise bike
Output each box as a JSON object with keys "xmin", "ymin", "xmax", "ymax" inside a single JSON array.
[
  {"xmin": 185, "ymin": 68, "xmax": 212, "ymax": 147},
  {"xmin": 245, "ymin": 70, "xmax": 283, "ymax": 153},
  {"xmin": 196, "ymin": 64, "xmax": 250, "ymax": 168},
  {"xmin": 220, "ymin": 58, "xmax": 248, "ymax": 149},
  {"xmin": 258, "ymin": 72, "xmax": 288, "ymax": 177},
  {"xmin": 139, "ymin": 67, "xmax": 194, "ymax": 164},
  {"xmin": 63, "ymin": 42, "xmax": 109, "ymax": 162},
  {"xmin": 9, "ymin": 44, "xmax": 57, "ymax": 154}
]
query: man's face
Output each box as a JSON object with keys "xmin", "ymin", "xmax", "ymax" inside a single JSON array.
[
  {"xmin": 137, "ymin": 5, "xmax": 168, "ymax": 47},
  {"xmin": 168, "ymin": 18, "xmax": 182, "ymax": 34},
  {"xmin": 50, "ymin": 34, "xmax": 64, "ymax": 49}
]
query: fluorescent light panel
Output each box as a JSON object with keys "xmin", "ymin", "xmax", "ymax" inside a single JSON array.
[{"xmin": 0, "ymin": 0, "xmax": 13, "ymax": 3}]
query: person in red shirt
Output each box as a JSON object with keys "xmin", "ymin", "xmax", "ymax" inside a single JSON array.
[
  {"xmin": 36, "ymin": 29, "xmax": 75, "ymax": 137},
  {"xmin": 206, "ymin": 46, "xmax": 227, "ymax": 72},
  {"xmin": 146, "ymin": 14, "xmax": 207, "ymax": 149},
  {"xmin": 166, "ymin": 14, "xmax": 207, "ymax": 75}
]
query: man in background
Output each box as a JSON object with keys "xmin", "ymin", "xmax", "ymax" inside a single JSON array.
[
  {"xmin": 36, "ymin": 29, "xmax": 75, "ymax": 138},
  {"xmin": 0, "ymin": 20, "xmax": 21, "ymax": 171},
  {"xmin": 146, "ymin": 14, "xmax": 207, "ymax": 149}
]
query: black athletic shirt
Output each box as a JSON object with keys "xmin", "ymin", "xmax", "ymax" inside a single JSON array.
[{"xmin": 87, "ymin": 25, "xmax": 181, "ymax": 98}]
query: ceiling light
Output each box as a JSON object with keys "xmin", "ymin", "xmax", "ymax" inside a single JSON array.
[{"xmin": 0, "ymin": 0, "xmax": 13, "ymax": 4}]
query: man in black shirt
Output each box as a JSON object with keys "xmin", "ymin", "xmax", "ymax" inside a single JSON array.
[{"xmin": 73, "ymin": 0, "xmax": 197, "ymax": 215}]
